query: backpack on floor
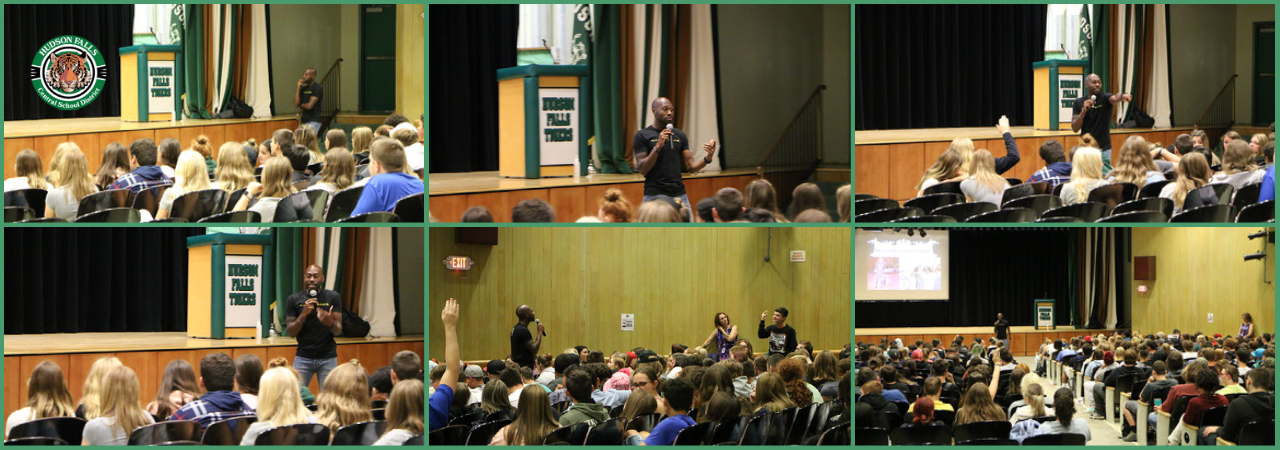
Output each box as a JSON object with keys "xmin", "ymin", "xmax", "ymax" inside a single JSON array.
[{"xmin": 342, "ymin": 313, "xmax": 371, "ymax": 338}]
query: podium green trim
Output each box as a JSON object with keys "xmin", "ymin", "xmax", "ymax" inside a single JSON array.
[
  {"xmin": 1032, "ymin": 59, "xmax": 1088, "ymax": 131},
  {"xmin": 496, "ymin": 64, "xmax": 592, "ymax": 178},
  {"xmin": 187, "ymin": 233, "xmax": 273, "ymax": 339},
  {"xmin": 120, "ymin": 45, "xmax": 183, "ymax": 122}
]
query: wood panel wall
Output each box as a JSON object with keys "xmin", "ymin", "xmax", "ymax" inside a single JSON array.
[
  {"xmin": 428, "ymin": 227, "xmax": 851, "ymax": 360},
  {"xmin": 396, "ymin": 4, "xmax": 425, "ymax": 122},
  {"xmin": 1131, "ymin": 227, "xmax": 1276, "ymax": 337},
  {"xmin": 429, "ymin": 174, "xmax": 761, "ymax": 223},
  {"xmin": 2, "ymin": 119, "xmax": 297, "ymax": 179},
  {"xmin": 854, "ymin": 129, "xmax": 1191, "ymax": 201},
  {"xmin": 2, "ymin": 340, "xmax": 423, "ymax": 424},
  {"xmin": 854, "ymin": 330, "xmax": 1117, "ymax": 357}
]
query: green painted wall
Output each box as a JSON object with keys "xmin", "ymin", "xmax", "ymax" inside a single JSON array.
[{"xmin": 269, "ymin": 4, "xmax": 360, "ymax": 116}]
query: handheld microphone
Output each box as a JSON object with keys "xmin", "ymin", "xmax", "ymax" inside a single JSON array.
[
  {"xmin": 666, "ymin": 123, "xmax": 674, "ymax": 150},
  {"xmin": 1090, "ymin": 94, "xmax": 1096, "ymax": 104},
  {"xmin": 308, "ymin": 289, "xmax": 319, "ymax": 298},
  {"xmin": 535, "ymin": 319, "xmax": 546, "ymax": 336}
]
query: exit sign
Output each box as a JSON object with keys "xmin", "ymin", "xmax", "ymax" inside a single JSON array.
[{"xmin": 443, "ymin": 256, "xmax": 473, "ymax": 271}]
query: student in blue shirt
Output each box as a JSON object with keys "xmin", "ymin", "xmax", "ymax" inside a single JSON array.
[
  {"xmin": 624, "ymin": 378, "xmax": 696, "ymax": 445},
  {"xmin": 350, "ymin": 139, "xmax": 424, "ymax": 217},
  {"xmin": 428, "ymin": 298, "xmax": 460, "ymax": 431}
]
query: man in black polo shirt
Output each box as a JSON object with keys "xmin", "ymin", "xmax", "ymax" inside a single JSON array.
[
  {"xmin": 286, "ymin": 264, "xmax": 343, "ymax": 389},
  {"xmin": 295, "ymin": 68, "xmax": 323, "ymax": 133},
  {"xmin": 994, "ymin": 313, "xmax": 1010, "ymax": 349},
  {"xmin": 510, "ymin": 305, "xmax": 543, "ymax": 369},
  {"xmin": 633, "ymin": 97, "xmax": 717, "ymax": 217},
  {"xmin": 1071, "ymin": 73, "xmax": 1133, "ymax": 170}
]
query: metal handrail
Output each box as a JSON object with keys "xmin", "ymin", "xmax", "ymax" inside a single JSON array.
[
  {"xmin": 314, "ymin": 58, "xmax": 343, "ymax": 133},
  {"xmin": 1194, "ymin": 74, "xmax": 1237, "ymax": 129},
  {"xmin": 755, "ymin": 85, "xmax": 827, "ymax": 177}
]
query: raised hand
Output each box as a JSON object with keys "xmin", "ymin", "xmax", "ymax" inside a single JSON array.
[
  {"xmin": 301, "ymin": 299, "xmax": 317, "ymax": 318},
  {"xmin": 996, "ymin": 116, "xmax": 1010, "ymax": 134},
  {"xmin": 761, "ymin": 311, "xmax": 769, "ymax": 321},
  {"xmin": 441, "ymin": 298, "xmax": 460, "ymax": 327},
  {"xmin": 703, "ymin": 139, "xmax": 717, "ymax": 157},
  {"xmin": 317, "ymin": 305, "xmax": 334, "ymax": 325}
]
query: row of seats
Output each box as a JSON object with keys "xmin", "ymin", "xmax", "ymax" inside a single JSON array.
[
  {"xmin": 3, "ymin": 187, "xmax": 422, "ymax": 223},
  {"xmin": 855, "ymin": 179, "xmax": 1273, "ymax": 223},
  {"xmin": 1, "ymin": 415, "xmax": 421, "ymax": 446}
]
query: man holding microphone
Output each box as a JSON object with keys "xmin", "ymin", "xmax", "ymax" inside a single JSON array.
[
  {"xmin": 510, "ymin": 305, "xmax": 544, "ymax": 369},
  {"xmin": 633, "ymin": 97, "xmax": 718, "ymax": 216},
  {"xmin": 286, "ymin": 264, "xmax": 343, "ymax": 389},
  {"xmin": 1071, "ymin": 73, "xmax": 1133, "ymax": 169}
]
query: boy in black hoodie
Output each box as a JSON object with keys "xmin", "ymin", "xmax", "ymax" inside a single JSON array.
[{"xmin": 1203, "ymin": 367, "xmax": 1275, "ymax": 444}]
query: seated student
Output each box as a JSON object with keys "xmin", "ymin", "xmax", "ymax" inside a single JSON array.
[
  {"xmin": 231, "ymin": 157, "xmax": 296, "ymax": 222},
  {"xmin": 960, "ymin": 149, "xmax": 1011, "ymax": 205},
  {"xmin": 373, "ymin": 379, "xmax": 425, "ymax": 445},
  {"xmin": 1203, "ymin": 367, "xmax": 1274, "ymax": 444},
  {"xmin": 1148, "ymin": 362, "xmax": 1206, "ymax": 431},
  {"xmin": 793, "ymin": 209, "xmax": 832, "ymax": 223},
  {"xmin": 189, "ymin": 135, "xmax": 217, "ymax": 177},
  {"xmin": 853, "ymin": 380, "xmax": 897, "ymax": 427},
  {"xmin": 1168, "ymin": 365, "xmax": 1229, "ymax": 445},
  {"xmin": 1027, "ymin": 140, "xmax": 1072, "ymax": 187},
  {"xmin": 623, "ymin": 378, "xmax": 696, "ymax": 446},
  {"xmin": 597, "ymin": 188, "xmax": 634, "ymax": 222},
  {"xmin": 5, "ymin": 149, "xmax": 48, "ymax": 192},
  {"xmin": 490, "ymin": 386, "xmax": 560, "ymax": 445},
  {"xmin": 1215, "ymin": 361, "xmax": 1248, "ymax": 396},
  {"xmin": 156, "ymin": 150, "xmax": 213, "ymax": 220},
  {"xmin": 559, "ymin": 369, "xmax": 611, "ymax": 426},
  {"xmin": 234, "ymin": 355, "xmax": 263, "ymax": 411},
  {"xmin": 146, "ymin": 360, "xmax": 202, "ymax": 419},
  {"xmin": 954, "ymin": 382, "xmax": 1006, "ymax": 425},
  {"xmin": 636, "ymin": 199, "xmax": 680, "ymax": 223},
  {"xmin": 239, "ymin": 367, "xmax": 317, "ymax": 445},
  {"xmin": 212, "ymin": 142, "xmax": 256, "ymax": 193},
  {"xmin": 916, "ymin": 150, "xmax": 968, "ymax": 196},
  {"xmin": 744, "ymin": 179, "xmax": 789, "ymax": 222},
  {"xmin": 461, "ymin": 206, "xmax": 494, "ymax": 222},
  {"xmin": 305, "ymin": 148, "xmax": 356, "ymax": 196},
  {"xmin": 836, "ymin": 184, "xmax": 851, "ymax": 222},
  {"xmin": 82, "ymin": 366, "xmax": 156, "ymax": 446},
  {"xmin": 789, "ymin": 183, "xmax": 827, "ymax": 221},
  {"xmin": 44, "ymin": 144, "xmax": 98, "ymax": 220},
  {"xmin": 1094, "ymin": 349, "xmax": 1147, "ymax": 419},
  {"xmin": 1212, "ymin": 140, "xmax": 1265, "ymax": 189},
  {"xmin": 316, "ymin": 361, "xmax": 374, "ymax": 434},
  {"xmin": 1032, "ymin": 389, "xmax": 1091, "ymax": 441},
  {"xmin": 907, "ymin": 377, "xmax": 954, "ymax": 414},
  {"xmin": 325, "ymin": 129, "xmax": 349, "ymax": 156},
  {"xmin": 1109, "ymin": 135, "xmax": 1166, "ymax": 187},
  {"xmin": 1008, "ymin": 383, "xmax": 1050, "ymax": 424},
  {"xmin": 156, "ymin": 138, "xmax": 181, "ymax": 179},
  {"xmin": 5, "ymin": 361, "xmax": 76, "ymax": 438},
  {"xmin": 812, "ymin": 351, "xmax": 841, "ymax": 399},
  {"xmin": 512, "ymin": 198, "xmax": 557, "ymax": 223},
  {"xmin": 168, "ymin": 353, "xmax": 255, "ymax": 428},
  {"xmin": 267, "ymin": 357, "xmax": 316, "ymax": 406},
  {"xmin": 620, "ymin": 389, "xmax": 659, "ymax": 422},
  {"xmin": 429, "ymin": 299, "xmax": 460, "ymax": 431},
  {"xmin": 1059, "ymin": 147, "xmax": 1108, "ymax": 205},
  {"xmin": 711, "ymin": 187, "xmax": 746, "ymax": 222},
  {"xmin": 1260, "ymin": 142, "xmax": 1275, "ymax": 202},
  {"xmin": 350, "ymin": 139, "xmax": 424, "ymax": 216},
  {"xmin": 77, "ymin": 357, "xmax": 124, "ymax": 419},
  {"xmin": 283, "ymin": 143, "xmax": 314, "ymax": 187},
  {"xmin": 296, "ymin": 126, "xmax": 324, "ymax": 166},
  {"xmin": 391, "ymin": 124, "xmax": 424, "ymax": 175},
  {"xmin": 1122, "ymin": 360, "xmax": 1177, "ymax": 442},
  {"xmin": 903, "ymin": 397, "xmax": 944, "ymax": 428},
  {"xmin": 1159, "ymin": 152, "xmax": 1213, "ymax": 214},
  {"xmin": 778, "ymin": 358, "xmax": 818, "ymax": 407}
]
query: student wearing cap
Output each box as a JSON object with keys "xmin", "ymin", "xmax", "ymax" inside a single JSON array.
[
  {"xmin": 464, "ymin": 365, "xmax": 486, "ymax": 406},
  {"xmin": 758, "ymin": 307, "xmax": 798, "ymax": 356}
]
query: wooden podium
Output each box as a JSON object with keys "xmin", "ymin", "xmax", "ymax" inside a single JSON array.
[
  {"xmin": 186, "ymin": 233, "xmax": 274, "ymax": 339},
  {"xmin": 120, "ymin": 45, "xmax": 183, "ymax": 122},
  {"xmin": 1032, "ymin": 60, "xmax": 1088, "ymax": 131},
  {"xmin": 1035, "ymin": 299, "xmax": 1056, "ymax": 330},
  {"xmin": 496, "ymin": 65, "xmax": 592, "ymax": 178}
]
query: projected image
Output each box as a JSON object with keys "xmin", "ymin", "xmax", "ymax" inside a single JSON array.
[{"xmin": 855, "ymin": 228, "xmax": 950, "ymax": 301}]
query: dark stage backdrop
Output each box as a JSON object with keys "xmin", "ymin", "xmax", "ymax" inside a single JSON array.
[
  {"xmin": 429, "ymin": 5, "xmax": 518, "ymax": 173},
  {"xmin": 856, "ymin": 228, "xmax": 1075, "ymax": 329},
  {"xmin": 855, "ymin": 5, "xmax": 1047, "ymax": 130},
  {"xmin": 4, "ymin": 5, "xmax": 134, "ymax": 121},
  {"xmin": 4, "ymin": 228, "xmax": 203, "ymax": 334}
]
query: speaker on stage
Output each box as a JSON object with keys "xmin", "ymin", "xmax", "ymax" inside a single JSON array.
[
  {"xmin": 1032, "ymin": 59, "xmax": 1088, "ymax": 131},
  {"xmin": 496, "ymin": 64, "xmax": 591, "ymax": 179},
  {"xmin": 120, "ymin": 44, "xmax": 183, "ymax": 122},
  {"xmin": 186, "ymin": 233, "xmax": 274, "ymax": 339}
]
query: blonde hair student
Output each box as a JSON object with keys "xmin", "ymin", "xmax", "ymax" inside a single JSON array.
[
  {"xmin": 239, "ymin": 367, "xmax": 315, "ymax": 445},
  {"xmin": 232, "ymin": 157, "xmax": 297, "ymax": 222},
  {"xmin": 314, "ymin": 360, "xmax": 373, "ymax": 435},
  {"xmin": 373, "ymin": 379, "xmax": 424, "ymax": 445},
  {"xmin": 5, "ymin": 361, "xmax": 76, "ymax": 438},
  {"xmin": 1159, "ymin": 152, "xmax": 1213, "ymax": 214},
  {"xmin": 959, "ymin": 149, "xmax": 1009, "ymax": 205},
  {"xmin": 213, "ymin": 142, "xmax": 255, "ymax": 193},
  {"xmin": 81, "ymin": 365, "xmax": 155, "ymax": 446},
  {"xmin": 155, "ymin": 150, "xmax": 214, "ymax": 220},
  {"xmin": 916, "ymin": 150, "xmax": 968, "ymax": 195},
  {"xmin": 5, "ymin": 149, "xmax": 48, "ymax": 192},
  {"xmin": 1059, "ymin": 147, "xmax": 1107, "ymax": 205},
  {"xmin": 45, "ymin": 144, "xmax": 98, "ymax": 220}
]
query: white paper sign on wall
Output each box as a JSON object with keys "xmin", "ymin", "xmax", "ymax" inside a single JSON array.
[
  {"xmin": 790, "ymin": 251, "xmax": 806, "ymax": 262},
  {"xmin": 621, "ymin": 314, "xmax": 634, "ymax": 331}
]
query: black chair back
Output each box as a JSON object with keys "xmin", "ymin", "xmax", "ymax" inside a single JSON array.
[
  {"xmin": 609, "ymin": 405, "xmax": 625, "ymax": 418},
  {"xmin": 890, "ymin": 214, "xmax": 958, "ymax": 223},
  {"xmin": 1167, "ymin": 395, "xmax": 1193, "ymax": 426},
  {"xmin": 169, "ymin": 189, "xmax": 229, "ymax": 222},
  {"xmin": 1170, "ymin": 204, "xmax": 1237, "ymax": 223},
  {"xmin": 957, "ymin": 437, "xmax": 1017, "ymax": 445},
  {"xmin": 1085, "ymin": 183, "xmax": 1137, "ymax": 214},
  {"xmin": 127, "ymin": 420, "xmax": 201, "ymax": 445},
  {"xmin": 1138, "ymin": 179, "xmax": 1172, "ymax": 198},
  {"xmin": 1022, "ymin": 433, "xmax": 1087, "ymax": 445},
  {"xmin": 129, "ymin": 184, "xmax": 171, "ymax": 217},
  {"xmin": 4, "ymin": 189, "xmax": 48, "ymax": 218},
  {"xmin": 1005, "ymin": 177, "xmax": 1024, "ymax": 186},
  {"xmin": 372, "ymin": 408, "xmax": 386, "ymax": 421},
  {"xmin": 852, "ymin": 425, "xmax": 886, "ymax": 445},
  {"xmin": 75, "ymin": 189, "xmax": 132, "ymax": 217},
  {"xmin": 1208, "ymin": 183, "xmax": 1236, "ymax": 204},
  {"xmin": 543, "ymin": 422, "xmax": 590, "ymax": 445},
  {"xmin": 855, "ymin": 206, "xmax": 924, "ymax": 223},
  {"xmin": 404, "ymin": 434, "xmax": 424, "ymax": 445},
  {"xmin": 855, "ymin": 198, "xmax": 899, "ymax": 216},
  {"xmin": 816, "ymin": 422, "xmax": 849, "ymax": 445},
  {"xmin": 1113, "ymin": 197, "xmax": 1174, "ymax": 217},
  {"xmin": 6, "ymin": 418, "xmax": 86, "ymax": 445},
  {"xmin": 1198, "ymin": 405, "xmax": 1229, "ymax": 427},
  {"xmin": 331, "ymin": 420, "xmax": 387, "ymax": 445},
  {"xmin": 904, "ymin": 193, "xmax": 964, "ymax": 214},
  {"xmin": 1035, "ymin": 216, "xmax": 1083, "ymax": 223},
  {"xmin": 784, "ymin": 403, "xmax": 822, "ymax": 445},
  {"xmin": 952, "ymin": 420, "xmax": 1013, "ymax": 444},
  {"xmin": 273, "ymin": 190, "xmax": 329, "ymax": 222},
  {"xmin": 709, "ymin": 416, "xmax": 748, "ymax": 445},
  {"xmin": 584, "ymin": 417, "xmax": 626, "ymax": 445},
  {"xmin": 922, "ymin": 181, "xmax": 965, "ymax": 196},
  {"xmin": 1002, "ymin": 194, "xmax": 1062, "ymax": 217},
  {"xmin": 890, "ymin": 424, "xmax": 952, "ymax": 445},
  {"xmin": 1238, "ymin": 419, "xmax": 1275, "ymax": 445},
  {"xmin": 934, "ymin": 409, "xmax": 956, "ymax": 426},
  {"xmin": 335, "ymin": 211, "xmax": 399, "ymax": 223},
  {"xmin": 854, "ymin": 193, "xmax": 878, "ymax": 201},
  {"xmin": 672, "ymin": 421, "xmax": 716, "ymax": 445},
  {"xmin": 1231, "ymin": 182, "xmax": 1262, "ymax": 207},
  {"xmin": 965, "ymin": 207, "xmax": 1037, "ymax": 223},
  {"xmin": 226, "ymin": 188, "xmax": 248, "ymax": 211},
  {"xmin": 450, "ymin": 410, "xmax": 486, "ymax": 427},
  {"xmin": 252, "ymin": 423, "xmax": 330, "ymax": 445},
  {"xmin": 626, "ymin": 413, "xmax": 665, "ymax": 433},
  {"xmin": 323, "ymin": 185, "xmax": 365, "ymax": 221},
  {"xmin": 393, "ymin": 192, "xmax": 424, "ymax": 222},
  {"xmin": 1237, "ymin": 200, "xmax": 1275, "ymax": 223},
  {"xmin": 1000, "ymin": 182, "xmax": 1035, "ymax": 204},
  {"xmin": 1096, "ymin": 210, "xmax": 1168, "ymax": 223},
  {"xmin": 1041, "ymin": 201, "xmax": 1107, "ymax": 222},
  {"xmin": 75, "ymin": 207, "xmax": 142, "ymax": 223},
  {"xmin": 198, "ymin": 210, "xmax": 262, "ymax": 223},
  {"xmin": 428, "ymin": 424, "xmax": 469, "ymax": 445},
  {"xmin": 5, "ymin": 206, "xmax": 32, "ymax": 222},
  {"xmin": 485, "ymin": 409, "xmax": 516, "ymax": 423},
  {"xmin": 200, "ymin": 416, "xmax": 258, "ymax": 445},
  {"xmin": 3, "ymin": 437, "xmax": 68, "ymax": 445},
  {"xmin": 466, "ymin": 419, "xmax": 514, "ymax": 445},
  {"xmin": 738, "ymin": 413, "xmax": 772, "ymax": 445},
  {"xmin": 370, "ymin": 399, "xmax": 387, "ymax": 409},
  {"xmin": 932, "ymin": 202, "xmax": 997, "ymax": 222},
  {"xmin": 306, "ymin": 162, "xmax": 324, "ymax": 176}
]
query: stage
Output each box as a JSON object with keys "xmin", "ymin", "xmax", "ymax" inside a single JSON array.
[
  {"xmin": 2, "ymin": 115, "xmax": 298, "ymax": 179},
  {"xmin": 428, "ymin": 165, "xmax": 848, "ymax": 222},
  {"xmin": 3, "ymin": 332, "xmax": 424, "ymax": 420},
  {"xmin": 855, "ymin": 326, "xmax": 1114, "ymax": 357},
  {"xmin": 854, "ymin": 125, "xmax": 1200, "ymax": 201}
]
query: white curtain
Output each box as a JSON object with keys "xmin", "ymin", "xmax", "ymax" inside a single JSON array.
[
  {"xmin": 245, "ymin": 5, "xmax": 273, "ymax": 119},
  {"xmin": 683, "ymin": 5, "xmax": 720, "ymax": 171},
  {"xmin": 359, "ymin": 229, "xmax": 398, "ymax": 338},
  {"xmin": 1148, "ymin": 6, "xmax": 1172, "ymax": 128}
]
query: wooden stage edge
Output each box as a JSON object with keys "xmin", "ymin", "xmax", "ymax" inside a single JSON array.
[
  {"xmin": 3, "ymin": 115, "xmax": 301, "ymax": 139},
  {"xmin": 856, "ymin": 326, "xmax": 1115, "ymax": 357},
  {"xmin": 3, "ymin": 332, "xmax": 423, "ymax": 356},
  {"xmin": 854, "ymin": 125, "xmax": 1200, "ymax": 145}
]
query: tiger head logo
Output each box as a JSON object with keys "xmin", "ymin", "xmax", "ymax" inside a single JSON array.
[{"xmin": 45, "ymin": 52, "xmax": 91, "ymax": 93}]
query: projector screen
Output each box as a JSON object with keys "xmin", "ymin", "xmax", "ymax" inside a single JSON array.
[{"xmin": 855, "ymin": 229, "xmax": 950, "ymax": 301}]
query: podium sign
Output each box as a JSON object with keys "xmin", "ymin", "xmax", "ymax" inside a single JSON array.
[
  {"xmin": 1032, "ymin": 60, "xmax": 1088, "ymax": 131},
  {"xmin": 224, "ymin": 255, "xmax": 263, "ymax": 328},
  {"xmin": 497, "ymin": 65, "xmax": 592, "ymax": 178},
  {"xmin": 538, "ymin": 89, "xmax": 579, "ymax": 166},
  {"xmin": 120, "ymin": 45, "xmax": 183, "ymax": 122},
  {"xmin": 187, "ymin": 233, "xmax": 274, "ymax": 339},
  {"xmin": 1035, "ymin": 299, "xmax": 1056, "ymax": 330}
]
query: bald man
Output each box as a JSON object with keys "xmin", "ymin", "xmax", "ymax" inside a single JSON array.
[
  {"xmin": 633, "ymin": 97, "xmax": 717, "ymax": 213},
  {"xmin": 1071, "ymin": 74, "xmax": 1132, "ymax": 164},
  {"xmin": 286, "ymin": 264, "xmax": 344, "ymax": 388},
  {"xmin": 295, "ymin": 68, "xmax": 323, "ymax": 133},
  {"xmin": 509, "ymin": 305, "xmax": 544, "ymax": 369}
]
